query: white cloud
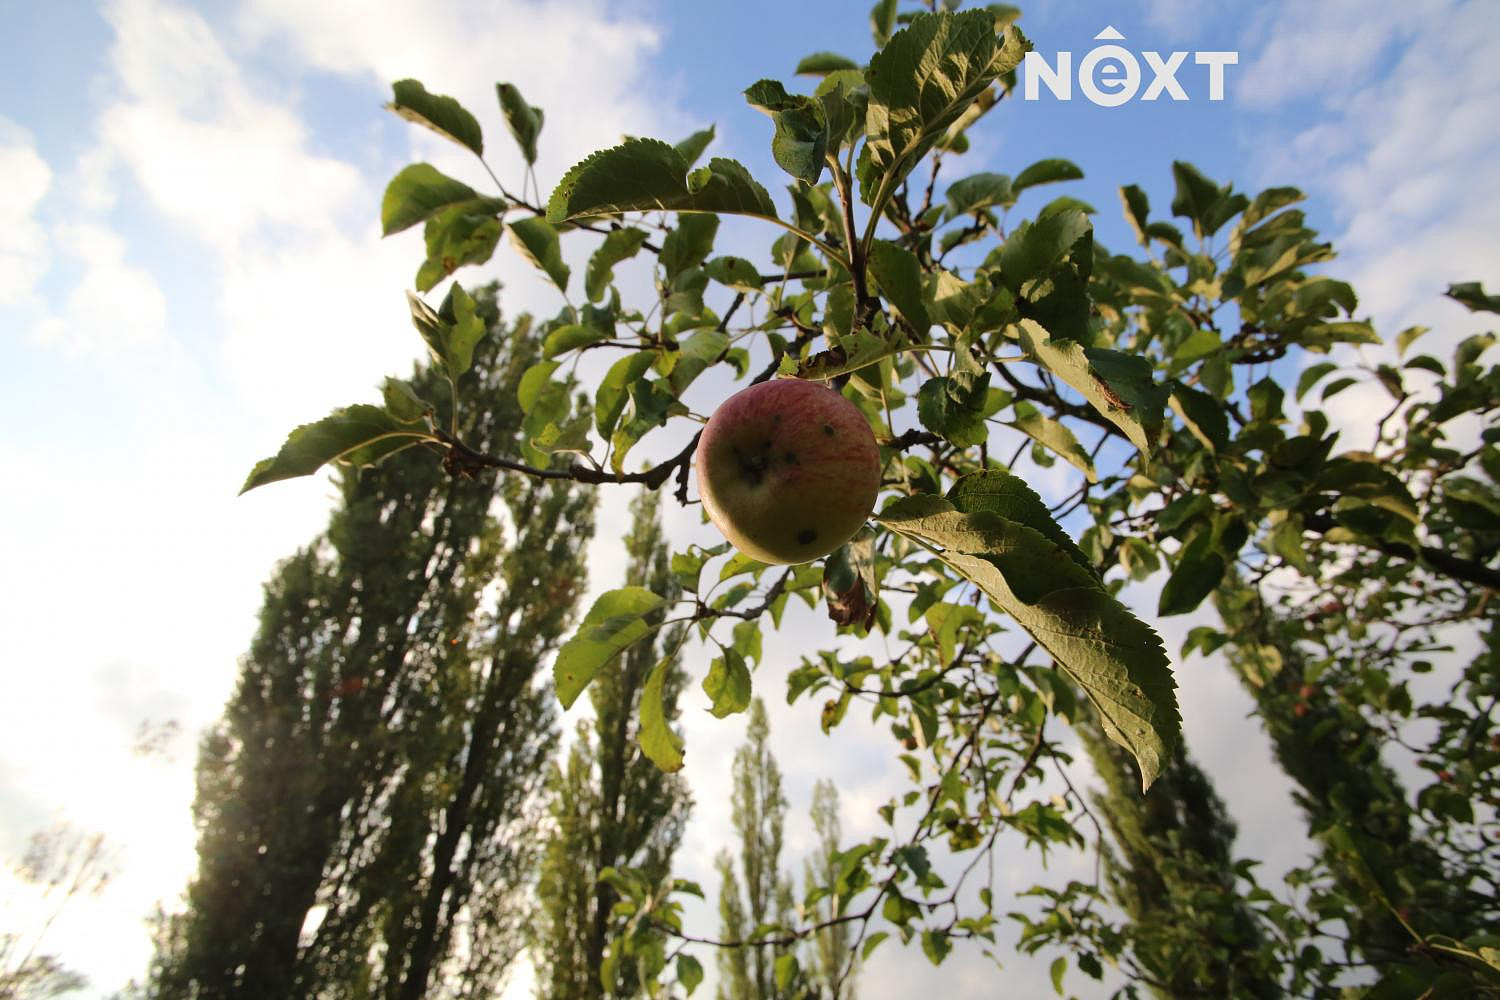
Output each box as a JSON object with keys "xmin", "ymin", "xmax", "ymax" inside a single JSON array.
[
  {"xmin": 1238, "ymin": 2, "xmax": 1410, "ymax": 108},
  {"xmin": 1140, "ymin": 0, "xmax": 1223, "ymax": 43},
  {"xmin": 232, "ymin": 0, "xmax": 682, "ymax": 182},
  {"xmin": 0, "ymin": 125, "xmax": 51, "ymax": 309},
  {"xmin": 30, "ymin": 222, "xmax": 167, "ymax": 356},
  {"xmin": 1243, "ymin": 0, "xmax": 1500, "ymax": 345}
]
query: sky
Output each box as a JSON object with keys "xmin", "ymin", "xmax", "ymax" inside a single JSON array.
[{"xmin": 1, "ymin": 0, "xmax": 1497, "ymax": 995}]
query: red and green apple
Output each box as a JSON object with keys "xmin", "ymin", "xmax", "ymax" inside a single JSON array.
[{"xmin": 694, "ymin": 379, "xmax": 881, "ymax": 565}]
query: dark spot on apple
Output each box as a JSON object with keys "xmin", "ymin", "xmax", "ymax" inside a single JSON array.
[
  {"xmin": 823, "ymin": 423, "xmax": 835, "ymax": 436},
  {"xmin": 783, "ymin": 451, "xmax": 798, "ymax": 464},
  {"xmin": 734, "ymin": 445, "xmax": 768, "ymax": 486},
  {"xmin": 797, "ymin": 528, "xmax": 817, "ymax": 545}
]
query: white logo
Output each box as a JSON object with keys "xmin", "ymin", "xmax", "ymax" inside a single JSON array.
[{"xmin": 1023, "ymin": 26, "xmax": 1238, "ymax": 106}]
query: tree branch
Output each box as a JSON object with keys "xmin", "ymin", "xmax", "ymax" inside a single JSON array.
[{"xmin": 1302, "ymin": 513, "xmax": 1500, "ymax": 591}]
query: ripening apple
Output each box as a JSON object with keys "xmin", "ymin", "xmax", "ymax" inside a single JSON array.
[{"xmin": 694, "ymin": 379, "xmax": 881, "ymax": 565}]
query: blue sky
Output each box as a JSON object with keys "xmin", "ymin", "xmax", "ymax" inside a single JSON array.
[{"xmin": 1, "ymin": 0, "xmax": 1497, "ymax": 995}]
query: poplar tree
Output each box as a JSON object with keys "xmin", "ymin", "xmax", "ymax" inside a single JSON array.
[
  {"xmin": 804, "ymin": 780, "xmax": 857, "ymax": 999},
  {"xmin": 1076, "ymin": 711, "xmax": 1278, "ymax": 996},
  {"xmin": 146, "ymin": 286, "xmax": 595, "ymax": 998},
  {"xmin": 716, "ymin": 699, "xmax": 798, "ymax": 1000},
  {"xmin": 534, "ymin": 489, "xmax": 692, "ymax": 999}
]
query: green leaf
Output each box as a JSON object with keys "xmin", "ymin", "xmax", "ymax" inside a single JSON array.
[
  {"xmin": 596, "ymin": 352, "xmax": 655, "ymax": 438},
  {"xmin": 543, "ymin": 323, "xmax": 607, "ymax": 359},
  {"xmin": 745, "ymin": 79, "xmax": 830, "ymax": 185},
  {"xmin": 382, "ymin": 164, "xmax": 481, "ymax": 236},
  {"xmin": 815, "ymin": 69, "xmax": 869, "ymax": 150},
  {"xmin": 921, "ymin": 929, "xmax": 951, "ymax": 964},
  {"xmin": 611, "ymin": 378, "xmax": 687, "ymax": 473},
  {"xmin": 918, "ymin": 374, "xmax": 990, "ymax": 447},
  {"xmin": 1005, "ymin": 407, "xmax": 1097, "ymax": 482},
  {"xmin": 870, "ymin": 0, "xmax": 898, "ymax": 46},
  {"xmin": 944, "ymin": 171, "xmax": 1014, "ymax": 220},
  {"xmin": 1120, "ymin": 184, "xmax": 1151, "ymax": 247},
  {"xmin": 1322, "ymin": 376, "xmax": 1359, "ymax": 401},
  {"xmin": 586, "ymin": 227, "xmax": 649, "ymax": 303},
  {"xmin": 667, "ymin": 329, "xmax": 729, "ymax": 395},
  {"xmin": 796, "ymin": 52, "xmax": 860, "ymax": 75},
  {"xmin": 408, "ymin": 291, "xmax": 451, "ymax": 373},
  {"xmin": 1268, "ymin": 517, "xmax": 1311, "ymax": 574},
  {"xmin": 495, "ymin": 82, "xmax": 542, "ymax": 165},
  {"xmin": 1446, "ymin": 281, "xmax": 1500, "ymax": 314},
  {"xmin": 382, "ymin": 378, "xmax": 431, "ymax": 423},
  {"xmin": 703, "ymin": 649, "xmax": 752, "ymax": 718},
  {"xmin": 995, "ymin": 208, "xmax": 1091, "ymax": 290},
  {"xmin": 388, "ymin": 79, "xmax": 483, "ymax": 155},
  {"xmin": 1050, "ymin": 956, "xmax": 1067, "ymax": 995},
  {"xmin": 1238, "ymin": 185, "xmax": 1303, "ymax": 230},
  {"xmin": 864, "ymin": 11, "xmax": 1028, "ymax": 203},
  {"xmin": 674, "ymin": 125, "xmax": 716, "ymax": 167},
  {"xmin": 1158, "ymin": 530, "xmax": 1227, "ymax": 616},
  {"xmin": 1169, "ymin": 328, "xmax": 1221, "ymax": 370},
  {"xmin": 1395, "ymin": 325, "xmax": 1430, "ymax": 356},
  {"xmin": 704, "ymin": 255, "xmax": 764, "ymax": 292},
  {"xmin": 677, "ymin": 954, "xmax": 704, "ymax": 994},
  {"xmin": 1039, "ymin": 195, "xmax": 1098, "ymax": 218},
  {"xmin": 661, "ymin": 213, "xmax": 720, "ymax": 281},
  {"xmin": 878, "ymin": 493, "xmax": 1179, "ymax": 789},
  {"xmin": 639, "ymin": 653, "xmax": 685, "ymax": 771},
  {"xmin": 415, "ymin": 197, "xmax": 506, "ymax": 291},
  {"xmin": 1404, "ymin": 353, "xmax": 1445, "ymax": 376},
  {"xmin": 406, "ymin": 289, "xmax": 489, "ymax": 384},
  {"xmin": 517, "ymin": 360, "xmax": 560, "ymax": 413},
  {"xmin": 521, "ymin": 380, "xmax": 573, "ymax": 467},
  {"xmin": 774, "ymin": 954, "xmax": 800, "ymax": 990},
  {"xmin": 554, "ymin": 587, "xmax": 665, "ymax": 709},
  {"xmin": 1013, "ymin": 319, "xmax": 1166, "ymax": 453},
  {"xmin": 862, "ymin": 931, "xmax": 890, "ymax": 960},
  {"xmin": 444, "ymin": 284, "xmax": 486, "ymax": 378},
  {"xmin": 241, "ymin": 404, "xmax": 431, "ymax": 493},
  {"xmin": 1315, "ymin": 458, "xmax": 1419, "ymax": 523},
  {"xmin": 509, "ymin": 218, "xmax": 570, "ymax": 293},
  {"xmin": 991, "ymin": 208, "xmax": 1093, "ymax": 340},
  {"xmin": 547, "ymin": 138, "xmax": 778, "ymax": 223},
  {"xmin": 1306, "ymin": 320, "xmax": 1379, "ymax": 347},
  {"xmin": 867, "ymin": 239, "xmax": 930, "ymax": 332},
  {"xmin": 1296, "ymin": 361, "xmax": 1339, "ymax": 402},
  {"xmin": 1170, "ymin": 160, "xmax": 1245, "ymax": 239},
  {"xmin": 929, "ymin": 270, "xmax": 989, "ymax": 332},
  {"xmin": 946, "ymin": 471, "xmax": 1096, "ymax": 578},
  {"xmin": 1170, "ymin": 383, "xmax": 1229, "ymax": 452},
  {"xmin": 1012, "ymin": 157, "xmax": 1083, "ymax": 192}
]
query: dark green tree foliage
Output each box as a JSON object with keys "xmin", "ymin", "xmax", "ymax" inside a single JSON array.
[
  {"xmin": 534, "ymin": 489, "xmax": 692, "ymax": 999},
  {"xmin": 148, "ymin": 286, "xmax": 595, "ymax": 999},
  {"xmin": 1214, "ymin": 580, "xmax": 1494, "ymax": 991},
  {"xmin": 1076, "ymin": 711, "xmax": 1277, "ymax": 997},
  {"xmin": 717, "ymin": 699, "xmax": 798, "ymax": 1000},
  {"xmin": 804, "ymin": 780, "xmax": 857, "ymax": 999}
]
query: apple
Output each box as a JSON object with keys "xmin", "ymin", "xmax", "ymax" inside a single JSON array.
[{"xmin": 694, "ymin": 379, "xmax": 881, "ymax": 565}]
